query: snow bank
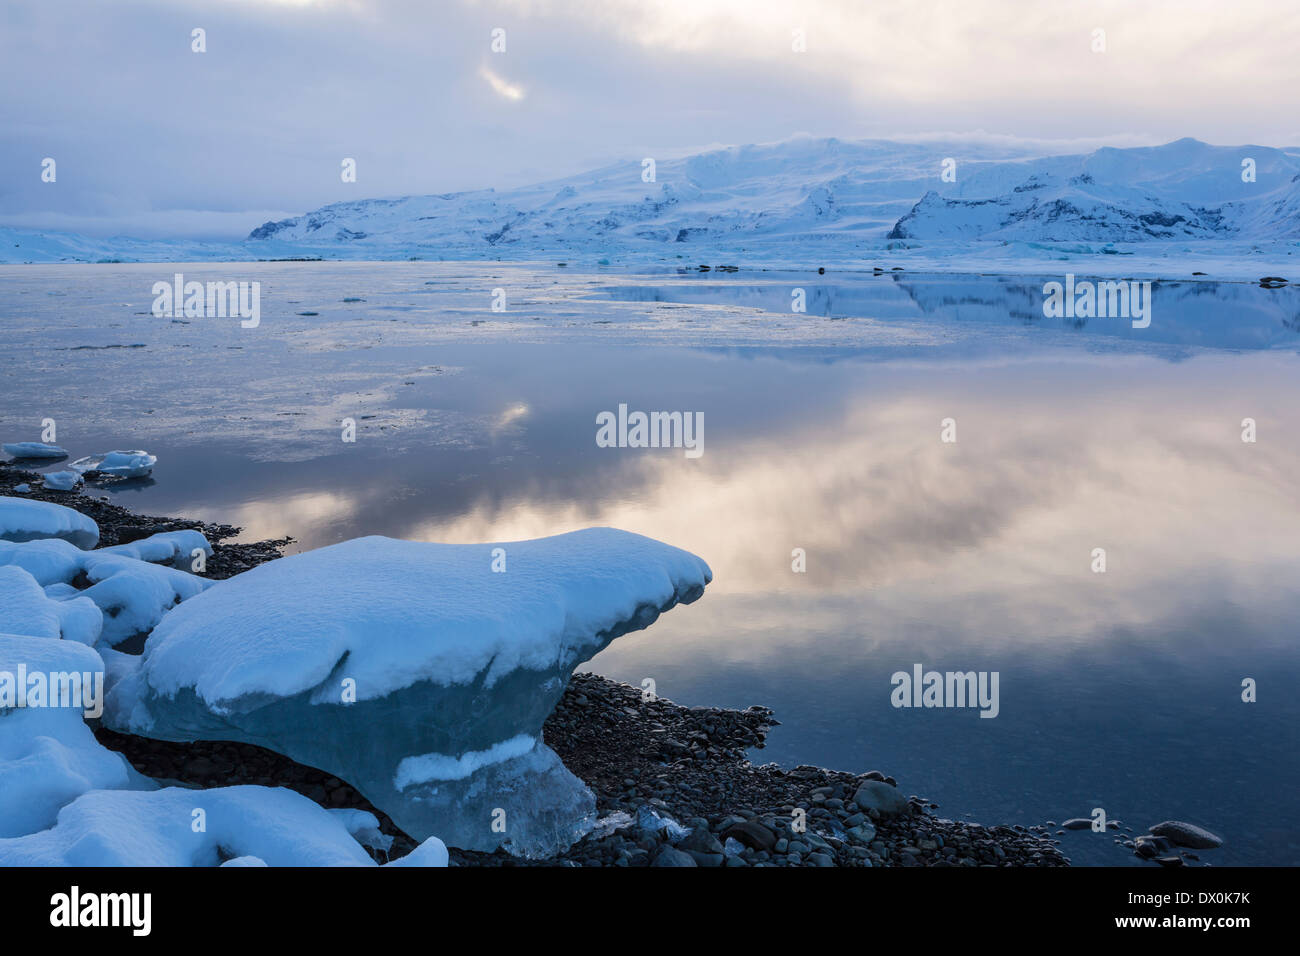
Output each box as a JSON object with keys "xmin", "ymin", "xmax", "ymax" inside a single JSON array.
[
  {"xmin": 0, "ymin": 497, "xmax": 99, "ymax": 548},
  {"xmin": 0, "ymin": 536, "xmax": 212, "ymax": 649},
  {"xmin": 105, "ymin": 529, "xmax": 711, "ymax": 856},
  {"xmin": 0, "ymin": 634, "xmax": 139, "ymax": 838},
  {"xmin": 99, "ymin": 529, "xmax": 212, "ymax": 570},
  {"xmin": 3, "ymin": 442, "xmax": 67, "ymax": 459},
  {"xmin": 0, "ymin": 565, "xmax": 102, "ymax": 645},
  {"xmin": 0, "ymin": 785, "xmax": 448, "ymax": 867}
]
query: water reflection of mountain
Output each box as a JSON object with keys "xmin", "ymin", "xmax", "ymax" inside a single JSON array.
[{"xmin": 595, "ymin": 276, "xmax": 1300, "ymax": 352}]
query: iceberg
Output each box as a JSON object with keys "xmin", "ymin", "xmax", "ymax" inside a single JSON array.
[
  {"xmin": 0, "ymin": 496, "xmax": 99, "ymax": 548},
  {"xmin": 104, "ymin": 529, "xmax": 712, "ymax": 856}
]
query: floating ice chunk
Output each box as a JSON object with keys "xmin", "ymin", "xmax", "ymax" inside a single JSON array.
[
  {"xmin": 0, "ymin": 496, "xmax": 99, "ymax": 548},
  {"xmin": 0, "ymin": 634, "xmax": 139, "ymax": 838},
  {"xmin": 220, "ymin": 856, "xmax": 268, "ymax": 867},
  {"xmin": 11, "ymin": 485, "xmax": 29, "ymax": 494},
  {"xmin": 3, "ymin": 442, "xmax": 67, "ymax": 460},
  {"xmin": 104, "ymin": 529, "xmax": 712, "ymax": 856},
  {"xmin": 0, "ymin": 786, "xmax": 443, "ymax": 867},
  {"xmin": 69, "ymin": 450, "xmax": 156, "ymax": 479},
  {"xmin": 41, "ymin": 471, "xmax": 81, "ymax": 492},
  {"xmin": 0, "ymin": 538, "xmax": 211, "ymax": 649}
]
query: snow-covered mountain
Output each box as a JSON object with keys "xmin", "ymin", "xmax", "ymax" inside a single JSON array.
[
  {"xmin": 888, "ymin": 139, "xmax": 1300, "ymax": 242},
  {"xmin": 4, "ymin": 137, "xmax": 1298, "ymax": 267},
  {"xmin": 244, "ymin": 137, "xmax": 1300, "ymax": 255}
]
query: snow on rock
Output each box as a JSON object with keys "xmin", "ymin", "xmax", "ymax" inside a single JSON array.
[
  {"xmin": 104, "ymin": 529, "xmax": 712, "ymax": 856},
  {"xmin": 0, "ymin": 634, "xmax": 142, "ymax": 838},
  {"xmin": 0, "ymin": 565, "xmax": 102, "ymax": 645},
  {"xmin": 0, "ymin": 785, "xmax": 449, "ymax": 866},
  {"xmin": 0, "ymin": 496, "xmax": 100, "ymax": 548},
  {"xmin": 41, "ymin": 471, "xmax": 81, "ymax": 492},
  {"xmin": 69, "ymin": 450, "xmax": 156, "ymax": 479},
  {"xmin": 3, "ymin": 442, "xmax": 67, "ymax": 459},
  {"xmin": 0, "ymin": 537, "xmax": 212, "ymax": 649}
]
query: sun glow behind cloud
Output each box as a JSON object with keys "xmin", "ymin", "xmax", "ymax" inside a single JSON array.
[{"xmin": 480, "ymin": 64, "xmax": 526, "ymax": 100}]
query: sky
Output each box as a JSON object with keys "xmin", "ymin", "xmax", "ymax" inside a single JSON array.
[{"xmin": 1, "ymin": 0, "xmax": 1297, "ymax": 238}]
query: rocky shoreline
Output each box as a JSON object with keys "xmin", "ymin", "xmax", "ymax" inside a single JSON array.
[{"xmin": 3, "ymin": 459, "xmax": 1070, "ymax": 867}]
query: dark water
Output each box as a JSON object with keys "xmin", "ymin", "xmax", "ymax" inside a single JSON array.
[{"xmin": 3, "ymin": 263, "xmax": 1298, "ymax": 865}]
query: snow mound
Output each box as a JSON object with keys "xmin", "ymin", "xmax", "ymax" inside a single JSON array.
[
  {"xmin": 0, "ymin": 785, "xmax": 449, "ymax": 867},
  {"xmin": 0, "ymin": 634, "xmax": 140, "ymax": 838},
  {"xmin": 0, "ymin": 496, "xmax": 99, "ymax": 548},
  {"xmin": 98, "ymin": 529, "xmax": 212, "ymax": 570},
  {"xmin": 0, "ymin": 536, "xmax": 212, "ymax": 649},
  {"xmin": 69, "ymin": 450, "xmax": 156, "ymax": 479},
  {"xmin": 0, "ymin": 565, "xmax": 102, "ymax": 645},
  {"xmin": 105, "ymin": 529, "xmax": 711, "ymax": 856},
  {"xmin": 3, "ymin": 442, "xmax": 67, "ymax": 459}
]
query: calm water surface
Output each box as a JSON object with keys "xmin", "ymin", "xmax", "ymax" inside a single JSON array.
[{"xmin": 3, "ymin": 262, "xmax": 1297, "ymax": 865}]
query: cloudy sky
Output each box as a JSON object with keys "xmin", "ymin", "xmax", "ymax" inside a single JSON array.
[{"xmin": 2, "ymin": 0, "xmax": 1296, "ymax": 238}]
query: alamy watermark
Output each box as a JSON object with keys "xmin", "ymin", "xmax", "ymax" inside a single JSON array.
[
  {"xmin": 890, "ymin": 663, "xmax": 999, "ymax": 718},
  {"xmin": 596, "ymin": 403, "xmax": 704, "ymax": 458},
  {"xmin": 0, "ymin": 664, "xmax": 104, "ymax": 718},
  {"xmin": 1042, "ymin": 274, "xmax": 1151, "ymax": 328},
  {"xmin": 151, "ymin": 273, "xmax": 260, "ymax": 328}
]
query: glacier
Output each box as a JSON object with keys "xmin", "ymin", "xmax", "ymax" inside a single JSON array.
[{"xmin": 103, "ymin": 529, "xmax": 712, "ymax": 856}]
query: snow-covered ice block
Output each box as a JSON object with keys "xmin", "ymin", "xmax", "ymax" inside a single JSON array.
[
  {"xmin": 0, "ymin": 565, "xmax": 102, "ymax": 645},
  {"xmin": 0, "ymin": 538, "xmax": 211, "ymax": 649},
  {"xmin": 104, "ymin": 529, "xmax": 711, "ymax": 856},
  {"xmin": 0, "ymin": 634, "xmax": 140, "ymax": 838},
  {"xmin": 0, "ymin": 785, "xmax": 448, "ymax": 867},
  {"xmin": 3, "ymin": 442, "xmax": 67, "ymax": 460},
  {"xmin": 41, "ymin": 471, "xmax": 81, "ymax": 492},
  {"xmin": 98, "ymin": 529, "xmax": 212, "ymax": 570},
  {"xmin": 69, "ymin": 450, "xmax": 156, "ymax": 479},
  {"xmin": 0, "ymin": 496, "xmax": 99, "ymax": 548}
]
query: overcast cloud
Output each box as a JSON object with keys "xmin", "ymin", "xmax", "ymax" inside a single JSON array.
[{"xmin": 2, "ymin": 0, "xmax": 1296, "ymax": 238}]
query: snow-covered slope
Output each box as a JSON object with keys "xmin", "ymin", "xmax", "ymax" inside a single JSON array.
[
  {"xmin": 889, "ymin": 139, "xmax": 1300, "ymax": 241},
  {"xmin": 4, "ymin": 137, "xmax": 1298, "ymax": 267}
]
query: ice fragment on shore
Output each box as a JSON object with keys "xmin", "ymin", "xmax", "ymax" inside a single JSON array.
[
  {"xmin": 103, "ymin": 529, "xmax": 711, "ymax": 857},
  {"xmin": 0, "ymin": 496, "xmax": 99, "ymax": 548}
]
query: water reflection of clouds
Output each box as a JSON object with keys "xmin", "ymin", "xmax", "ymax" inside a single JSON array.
[{"xmin": 413, "ymin": 353, "xmax": 1300, "ymax": 648}]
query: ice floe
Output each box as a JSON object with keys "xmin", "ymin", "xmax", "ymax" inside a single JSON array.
[
  {"xmin": 2, "ymin": 442, "xmax": 67, "ymax": 459},
  {"xmin": 69, "ymin": 450, "xmax": 156, "ymax": 479}
]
